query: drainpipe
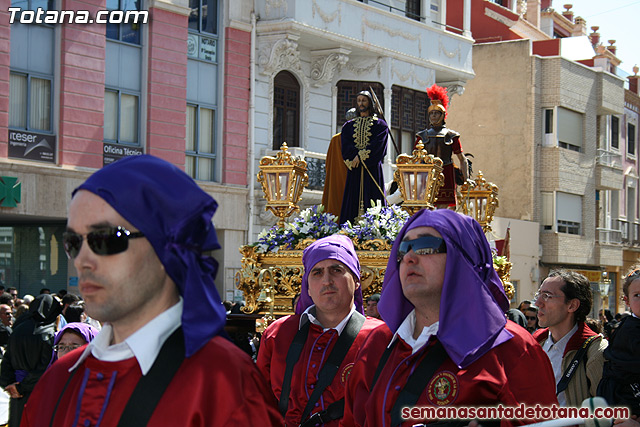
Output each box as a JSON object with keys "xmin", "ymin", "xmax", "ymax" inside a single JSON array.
[{"xmin": 248, "ymin": 10, "xmax": 257, "ymax": 242}]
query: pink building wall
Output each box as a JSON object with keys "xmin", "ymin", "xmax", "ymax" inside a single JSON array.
[
  {"xmin": 146, "ymin": 7, "xmax": 188, "ymax": 169},
  {"xmin": 222, "ymin": 27, "xmax": 250, "ymax": 186},
  {"xmin": 59, "ymin": 0, "xmax": 106, "ymax": 168},
  {"xmin": 0, "ymin": 0, "xmax": 10, "ymax": 158}
]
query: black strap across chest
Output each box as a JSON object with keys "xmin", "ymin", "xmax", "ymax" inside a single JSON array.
[
  {"xmin": 556, "ymin": 334, "xmax": 598, "ymax": 395},
  {"xmin": 117, "ymin": 327, "xmax": 186, "ymax": 426},
  {"xmin": 371, "ymin": 338, "xmax": 449, "ymax": 427},
  {"xmin": 279, "ymin": 311, "xmax": 366, "ymax": 424}
]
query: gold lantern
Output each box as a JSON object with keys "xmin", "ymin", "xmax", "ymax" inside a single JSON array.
[
  {"xmin": 394, "ymin": 141, "xmax": 445, "ymax": 215},
  {"xmin": 257, "ymin": 143, "xmax": 309, "ymax": 228},
  {"xmin": 458, "ymin": 170, "xmax": 499, "ymax": 232}
]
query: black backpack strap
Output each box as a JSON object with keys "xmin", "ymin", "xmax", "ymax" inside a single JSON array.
[
  {"xmin": 556, "ymin": 334, "xmax": 598, "ymax": 395},
  {"xmin": 117, "ymin": 327, "xmax": 185, "ymax": 427},
  {"xmin": 391, "ymin": 341, "xmax": 448, "ymax": 427},
  {"xmin": 279, "ymin": 320, "xmax": 311, "ymax": 416},
  {"xmin": 299, "ymin": 311, "xmax": 366, "ymax": 424}
]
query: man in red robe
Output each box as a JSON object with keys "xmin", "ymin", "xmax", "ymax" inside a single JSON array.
[
  {"xmin": 341, "ymin": 209, "xmax": 558, "ymax": 427},
  {"xmin": 257, "ymin": 235, "xmax": 383, "ymax": 427},
  {"xmin": 21, "ymin": 155, "xmax": 282, "ymax": 427}
]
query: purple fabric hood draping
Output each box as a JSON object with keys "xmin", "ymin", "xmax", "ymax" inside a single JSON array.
[
  {"xmin": 295, "ymin": 235, "xmax": 364, "ymax": 315},
  {"xmin": 49, "ymin": 322, "xmax": 99, "ymax": 366},
  {"xmin": 73, "ymin": 155, "xmax": 226, "ymax": 358},
  {"xmin": 377, "ymin": 209, "xmax": 512, "ymax": 369}
]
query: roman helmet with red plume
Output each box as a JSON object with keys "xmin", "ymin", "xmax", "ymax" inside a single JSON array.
[{"xmin": 426, "ymin": 84, "xmax": 449, "ymax": 126}]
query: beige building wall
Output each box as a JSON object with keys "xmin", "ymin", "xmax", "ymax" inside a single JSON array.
[{"xmin": 447, "ymin": 39, "xmax": 538, "ymax": 222}]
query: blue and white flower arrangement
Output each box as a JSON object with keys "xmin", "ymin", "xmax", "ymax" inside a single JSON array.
[{"xmin": 253, "ymin": 202, "xmax": 410, "ymax": 253}]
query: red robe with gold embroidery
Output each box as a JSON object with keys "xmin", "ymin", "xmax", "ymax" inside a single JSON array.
[
  {"xmin": 21, "ymin": 336, "xmax": 283, "ymax": 427},
  {"xmin": 257, "ymin": 314, "xmax": 383, "ymax": 426},
  {"xmin": 341, "ymin": 321, "xmax": 558, "ymax": 427}
]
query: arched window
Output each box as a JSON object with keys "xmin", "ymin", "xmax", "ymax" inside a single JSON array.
[{"xmin": 273, "ymin": 71, "xmax": 300, "ymax": 149}]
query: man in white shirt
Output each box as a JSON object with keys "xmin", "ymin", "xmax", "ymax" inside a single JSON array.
[
  {"xmin": 533, "ymin": 270, "xmax": 608, "ymax": 407},
  {"xmin": 257, "ymin": 235, "xmax": 383, "ymax": 427},
  {"xmin": 22, "ymin": 155, "xmax": 282, "ymax": 426},
  {"xmin": 341, "ymin": 209, "xmax": 558, "ymax": 427}
]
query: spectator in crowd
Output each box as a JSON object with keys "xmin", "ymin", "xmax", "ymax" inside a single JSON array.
[
  {"xmin": 523, "ymin": 305, "xmax": 540, "ymax": 334},
  {"xmin": 258, "ymin": 235, "xmax": 383, "ymax": 426},
  {"xmin": 63, "ymin": 304, "xmax": 86, "ymax": 323},
  {"xmin": 518, "ymin": 300, "xmax": 532, "ymax": 313},
  {"xmin": 365, "ymin": 293, "xmax": 381, "ymax": 319},
  {"xmin": 13, "ymin": 305, "xmax": 29, "ymax": 322},
  {"xmin": 598, "ymin": 267, "xmax": 640, "ymax": 416},
  {"xmin": 585, "ymin": 317, "xmax": 603, "ymax": 334},
  {"xmin": 222, "ymin": 300, "xmax": 233, "ymax": 315},
  {"xmin": 342, "ymin": 209, "xmax": 557, "ymax": 427},
  {"xmin": 48, "ymin": 322, "xmax": 99, "ymax": 367},
  {"xmin": 6, "ymin": 288, "xmax": 17, "ymax": 303},
  {"xmin": 506, "ymin": 308, "xmax": 527, "ymax": 328},
  {"xmin": 39, "ymin": 288, "xmax": 50, "ymax": 295},
  {"xmin": 21, "ymin": 295, "xmax": 33, "ymax": 306},
  {"xmin": 533, "ymin": 270, "xmax": 608, "ymax": 407},
  {"xmin": 0, "ymin": 304, "xmax": 13, "ymax": 353},
  {"xmin": 0, "ymin": 294, "xmax": 62, "ymax": 427},
  {"xmin": 600, "ymin": 308, "xmax": 618, "ymax": 339},
  {"xmin": 21, "ymin": 155, "xmax": 282, "ymax": 426},
  {"xmin": 0, "ymin": 294, "xmax": 12, "ymax": 308}
]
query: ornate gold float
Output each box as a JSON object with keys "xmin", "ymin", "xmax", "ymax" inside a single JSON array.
[{"xmin": 237, "ymin": 144, "xmax": 512, "ymax": 318}]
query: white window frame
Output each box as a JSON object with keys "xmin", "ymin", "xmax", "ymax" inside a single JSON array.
[{"xmin": 104, "ymin": 88, "xmax": 140, "ymax": 145}]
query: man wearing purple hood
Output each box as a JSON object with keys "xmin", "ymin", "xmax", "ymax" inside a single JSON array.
[
  {"xmin": 257, "ymin": 235, "xmax": 383, "ymax": 427},
  {"xmin": 22, "ymin": 155, "xmax": 282, "ymax": 426},
  {"xmin": 341, "ymin": 209, "xmax": 557, "ymax": 427}
]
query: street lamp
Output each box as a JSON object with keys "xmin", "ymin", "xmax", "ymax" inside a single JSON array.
[
  {"xmin": 393, "ymin": 141, "xmax": 445, "ymax": 215},
  {"xmin": 257, "ymin": 142, "xmax": 309, "ymax": 228},
  {"xmin": 599, "ymin": 271, "xmax": 611, "ymax": 298},
  {"xmin": 458, "ymin": 171, "xmax": 499, "ymax": 232}
]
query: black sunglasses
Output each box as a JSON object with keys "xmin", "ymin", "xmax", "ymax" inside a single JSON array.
[
  {"xmin": 63, "ymin": 226, "xmax": 145, "ymax": 259},
  {"xmin": 525, "ymin": 316, "xmax": 537, "ymax": 321},
  {"xmin": 397, "ymin": 235, "xmax": 447, "ymax": 263}
]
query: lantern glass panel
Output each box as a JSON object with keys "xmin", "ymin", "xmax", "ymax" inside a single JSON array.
[{"xmin": 278, "ymin": 173, "xmax": 290, "ymax": 200}]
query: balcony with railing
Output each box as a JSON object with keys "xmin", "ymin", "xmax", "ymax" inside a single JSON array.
[
  {"xmin": 596, "ymin": 149, "xmax": 624, "ymax": 190},
  {"xmin": 597, "ymin": 227, "xmax": 622, "ymax": 245},
  {"xmin": 255, "ymin": 0, "xmax": 474, "ymax": 81}
]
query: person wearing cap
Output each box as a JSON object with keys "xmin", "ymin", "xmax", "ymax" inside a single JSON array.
[
  {"xmin": 341, "ymin": 209, "xmax": 558, "ymax": 427},
  {"xmin": 322, "ymin": 107, "xmax": 358, "ymax": 218},
  {"xmin": 257, "ymin": 235, "xmax": 383, "ymax": 427},
  {"xmin": 339, "ymin": 90, "xmax": 389, "ymax": 224},
  {"xmin": 416, "ymin": 84, "xmax": 469, "ymax": 209},
  {"xmin": 21, "ymin": 155, "xmax": 282, "ymax": 426}
]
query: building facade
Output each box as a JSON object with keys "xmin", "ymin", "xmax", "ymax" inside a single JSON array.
[
  {"xmin": 0, "ymin": 0, "xmax": 476, "ymax": 299},
  {"xmin": 446, "ymin": 0, "xmax": 628, "ymax": 315}
]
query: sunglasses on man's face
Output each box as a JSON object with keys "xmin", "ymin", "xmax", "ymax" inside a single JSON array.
[
  {"xmin": 397, "ymin": 235, "xmax": 447, "ymax": 263},
  {"xmin": 62, "ymin": 226, "xmax": 145, "ymax": 259}
]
